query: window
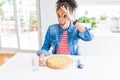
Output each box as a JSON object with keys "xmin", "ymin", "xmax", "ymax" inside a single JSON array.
[
  {"xmin": 0, "ymin": 0, "xmax": 17, "ymax": 48},
  {"xmin": 16, "ymin": 0, "xmax": 39, "ymax": 50},
  {"xmin": 0, "ymin": 0, "xmax": 41, "ymax": 52}
]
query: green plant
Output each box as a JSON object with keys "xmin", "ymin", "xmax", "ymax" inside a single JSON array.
[
  {"xmin": 0, "ymin": 2, "xmax": 4, "ymax": 20},
  {"xmin": 78, "ymin": 16, "xmax": 91, "ymax": 23},
  {"xmin": 90, "ymin": 17, "xmax": 97, "ymax": 28},
  {"xmin": 78, "ymin": 16, "xmax": 97, "ymax": 28},
  {"xmin": 91, "ymin": 20, "xmax": 96, "ymax": 28},
  {"xmin": 29, "ymin": 14, "xmax": 37, "ymax": 31},
  {"xmin": 100, "ymin": 15, "xmax": 107, "ymax": 20}
]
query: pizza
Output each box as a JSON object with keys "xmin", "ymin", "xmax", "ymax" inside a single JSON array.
[{"xmin": 46, "ymin": 55, "xmax": 73, "ymax": 69}]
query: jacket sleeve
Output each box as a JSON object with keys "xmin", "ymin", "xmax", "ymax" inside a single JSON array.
[
  {"xmin": 78, "ymin": 28, "xmax": 94, "ymax": 41},
  {"xmin": 37, "ymin": 27, "xmax": 51, "ymax": 56}
]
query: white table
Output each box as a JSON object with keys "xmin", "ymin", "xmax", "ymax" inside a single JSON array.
[{"xmin": 0, "ymin": 53, "xmax": 120, "ymax": 80}]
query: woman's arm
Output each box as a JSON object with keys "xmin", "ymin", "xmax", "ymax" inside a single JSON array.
[
  {"xmin": 37, "ymin": 27, "xmax": 51, "ymax": 56},
  {"xmin": 72, "ymin": 19, "xmax": 86, "ymax": 32}
]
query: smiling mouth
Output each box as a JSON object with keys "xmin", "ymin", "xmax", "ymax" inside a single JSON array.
[{"xmin": 60, "ymin": 23, "xmax": 65, "ymax": 27}]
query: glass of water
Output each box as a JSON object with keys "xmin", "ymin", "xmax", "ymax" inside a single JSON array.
[{"xmin": 31, "ymin": 55, "xmax": 39, "ymax": 71}]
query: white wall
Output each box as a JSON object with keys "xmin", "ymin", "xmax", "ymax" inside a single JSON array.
[
  {"xmin": 77, "ymin": 0, "xmax": 120, "ymax": 5},
  {"xmin": 80, "ymin": 36, "xmax": 120, "ymax": 57},
  {"xmin": 40, "ymin": 0, "xmax": 58, "ymax": 43}
]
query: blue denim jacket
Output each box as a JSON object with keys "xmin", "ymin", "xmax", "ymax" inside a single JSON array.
[{"xmin": 37, "ymin": 23, "xmax": 93, "ymax": 56}]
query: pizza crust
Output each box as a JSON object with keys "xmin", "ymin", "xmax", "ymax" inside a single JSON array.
[{"xmin": 46, "ymin": 55, "xmax": 73, "ymax": 69}]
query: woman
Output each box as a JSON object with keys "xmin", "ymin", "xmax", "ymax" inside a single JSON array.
[{"xmin": 37, "ymin": 0, "xmax": 93, "ymax": 66}]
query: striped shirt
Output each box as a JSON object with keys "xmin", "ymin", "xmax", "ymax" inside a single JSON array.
[{"xmin": 57, "ymin": 32, "xmax": 70, "ymax": 55}]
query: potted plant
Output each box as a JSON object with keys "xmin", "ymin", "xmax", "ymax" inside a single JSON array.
[
  {"xmin": 0, "ymin": 2, "xmax": 4, "ymax": 22},
  {"xmin": 29, "ymin": 14, "xmax": 37, "ymax": 31},
  {"xmin": 78, "ymin": 16, "xmax": 97, "ymax": 29},
  {"xmin": 78, "ymin": 16, "xmax": 91, "ymax": 28}
]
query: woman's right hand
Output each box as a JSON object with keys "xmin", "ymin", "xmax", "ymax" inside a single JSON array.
[{"xmin": 39, "ymin": 53, "xmax": 46, "ymax": 66}]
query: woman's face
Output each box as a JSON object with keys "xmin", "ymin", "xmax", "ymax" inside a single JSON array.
[{"xmin": 57, "ymin": 8, "xmax": 70, "ymax": 30}]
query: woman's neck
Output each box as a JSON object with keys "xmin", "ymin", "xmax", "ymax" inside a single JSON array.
[{"xmin": 62, "ymin": 22, "xmax": 70, "ymax": 30}]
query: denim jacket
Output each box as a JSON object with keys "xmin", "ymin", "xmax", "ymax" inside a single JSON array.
[{"xmin": 37, "ymin": 23, "xmax": 93, "ymax": 56}]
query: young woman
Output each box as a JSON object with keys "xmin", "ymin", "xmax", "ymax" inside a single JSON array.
[{"xmin": 37, "ymin": 0, "xmax": 93, "ymax": 66}]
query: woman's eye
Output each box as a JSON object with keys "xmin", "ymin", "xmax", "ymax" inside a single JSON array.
[
  {"xmin": 57, "ymin": 15, "xmax": 60, "ymax": 18},
  {"xmin": 63, "ymin": 15, "xmax": 66, "ymax": 18}
]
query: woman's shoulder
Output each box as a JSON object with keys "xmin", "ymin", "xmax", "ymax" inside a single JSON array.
[
  {"xmin": 48, "ymin": 23, "xmax": 60, "ymax": 33},
  {"xmin": 49, "ymin": 23, "xmax": 60, "ymax": 28},
  {"xmin": 48, "ymin": 23, "xmax": 60, "ymax": 31}
]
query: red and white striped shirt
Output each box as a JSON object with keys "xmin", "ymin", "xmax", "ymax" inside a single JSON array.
[{"xmin": 57, "ymin": 32, "xmax": 70, "ymax": 55}]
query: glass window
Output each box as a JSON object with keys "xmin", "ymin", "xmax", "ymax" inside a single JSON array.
[
  {"xmin": 16, "ymin": 0, "xmax": 39, "ymax": 50},
  {"xmin": 0, "ymin": 0, "xmax": 18, "ymax": 48},
  {"xmin": 0, "ymin": 0, "xmax": 39, "ymax": 51}
]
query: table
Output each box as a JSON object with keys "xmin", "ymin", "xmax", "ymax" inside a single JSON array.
[{"xmin": 0, "ymin": 53, "xmax": 120, "ymax": 80}]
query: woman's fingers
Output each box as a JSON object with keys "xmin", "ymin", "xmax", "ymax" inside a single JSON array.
[
  {"xmin": 60, "ymin": 6, "xmax": 68, "ymax": 14},
  {"xmin": 39, "ymin": 53, "xmax": 46, "ymax": 66},
  {"xmin": 39, "ymin": 58, "xmax": 46, "ymax": 66},
  {"xmin": 60, "ymin": 6, "xmax": 73, "ymax": 21}
]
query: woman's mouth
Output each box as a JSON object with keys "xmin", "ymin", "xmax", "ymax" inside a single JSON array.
[{"xmin": 60, "ymin": 23, "xmax": 65, "ymax": 27}]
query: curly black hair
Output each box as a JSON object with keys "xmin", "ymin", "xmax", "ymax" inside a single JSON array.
[{"xmin": 56, "ymin": 0, "xmax": 78, "ymax": 13}]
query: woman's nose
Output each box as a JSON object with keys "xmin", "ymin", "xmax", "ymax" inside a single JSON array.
[{"xmin": 59, "ymin": 17, "xmax": 65, "ymax": 22}]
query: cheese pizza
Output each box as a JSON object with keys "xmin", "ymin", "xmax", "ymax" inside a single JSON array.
[{"xmin": 46, "ymin": 55, "xmax": 73, "ymax": 69}]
